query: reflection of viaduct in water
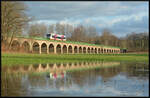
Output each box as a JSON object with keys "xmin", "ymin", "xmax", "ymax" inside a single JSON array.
[
  {"xmin": 6, "ymin": 62, "xmax": 120, "ymax": 74},
  {"xmin": 9, "ymin": 37, "xmax": 120, "ymax": 54}
]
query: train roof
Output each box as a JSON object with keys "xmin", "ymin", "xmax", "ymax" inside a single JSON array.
[{"xmin": 47, "ymin": 33, "xmax": 66, "ymax": 36}]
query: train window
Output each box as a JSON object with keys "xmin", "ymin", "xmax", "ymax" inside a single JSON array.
[
  {"xmin": 56, "ymin": 36, "xmax": 61, "ymax": 39},
  {"xmin": 56, "ymin": 36, "xmax": 66, "ymax": 39}
]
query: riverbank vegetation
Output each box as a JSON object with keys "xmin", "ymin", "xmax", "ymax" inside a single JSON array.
[{"xmin": 2, "ymin": 53, "xmax": 148, "ymax": 65}]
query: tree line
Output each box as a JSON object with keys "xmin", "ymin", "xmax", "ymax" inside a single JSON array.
[
  {"xmin": 1, "ymin": 1, "xmax": 149, "ymax": 52},
  {"xmin": 27, "ymin": 22, "xmax": 149, "ymax": 52}
]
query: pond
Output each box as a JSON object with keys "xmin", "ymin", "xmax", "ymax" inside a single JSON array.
[{"xmin": 1, "ymin": 61, "xmax": 149, "ymax": 96}]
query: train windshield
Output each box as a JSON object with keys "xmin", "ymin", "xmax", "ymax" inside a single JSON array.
[{"xmin": 46, "ymin": 34, "xmax": 51, "ymax": 38}]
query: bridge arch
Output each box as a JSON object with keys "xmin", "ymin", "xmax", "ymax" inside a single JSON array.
[
  {"xmin": 11, "ymin": 40, "xmax": 20, "ymax": 52},
  {"xmin": 33, "ymin": 42, "xmax": 40, "ymax": 53},
  {"xmin": 91, "ymin": 48, "xmax": 94, "ymax": 54},
  {"xmin": 62, "ymin": 45, "xmax": 67, "ymax": 54},
  {"xmin": 49, "ymin": 43, "xmax": 54, "ymax": 53},
  {"xmin": 103, "ymin": 48, "xmax": 106, "ymax": 53},
  {"xmin": 79, "ymin": 46, "xmax": 82, "ymax": 53},
  {"xmin": 112, "ymin": 49, "xmax": 114, "ymax": 53},
  {"xmin": 98, "ymin": 48, "xmax": 101, "ymax": 54},
  {"xmin": 87, "ymin": 47, "xmax": 90, "ymax": 53},
  {"xmin": 111, "ymin": 49, "xmax": 113, "ymax": 53},
  {"xmin": 107, "ymin": 49, "xmax": 109, "ymax": 53},
  {"xmin": 56, "ymin": 44, "xmax": 61, "ymax": 54},
  {"xmin": 95, "ymin": 48, "xmax": 97, "ymax": 54},
  {"xmin": 41, "ymin": 43, "xmax": 47, "ymax": 54},
  {"xmin": 83, "ymin": 47, "xmax": 86, "ymax": 53},
  {"xmin": 74, "ymin": 46, "xmax": 78, "ymax": 53},
  {"xmin": 68, "ymin": 45, "xmax": 72, "ymax": 54},
  {"xmin": 110, "ymin": 49, "xmax": 112, "ymax": 53},
  {"xmin": 101, "ymin": 48, "xmax": 103, "ymax": 53},
  {"xmin": 21, "ymin": 41, "xmax": 30, "ymax": 53}
]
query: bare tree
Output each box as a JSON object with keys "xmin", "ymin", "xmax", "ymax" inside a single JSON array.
[
  {"xmin": 70, "ymin": 25, "xmax": 87, "ymax": 42},
  {"xmin": 65, "ymin": 24, "xmax": 74, "ymax": 38},
  {"xmin": 1, "ymin": 1, "xmax": 30, "ymax": 50},
  {"xmin": 125, "ymin": 32, "xmax": 149, "ymax": 52},
  {"xmin": 55, "ymin": 23, "xmax": 65, "ymax": 34},
  {"xmin": 86, "ymin": 25, "xmax": 98, "ymax": 44},
  {"xmin": 28, "ymin": 23, "xmax": 47, "ymax": 37},
  {"xmin": 48, "ymin": 24, "xmax": 55, "ymax": 33}
]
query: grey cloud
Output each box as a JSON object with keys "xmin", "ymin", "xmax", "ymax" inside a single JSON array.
[
  {"xmin": 91, "ymin": 14, "xmax": 148, "ymax": 37},
  {"xmin": 24, "ymin": 1, "xmax": 148, "ymax": 37},
  {"xmin": 106, "ymin": 16, "xmax": 148, "ymax": 36},
  {"xmin": 24, "ymin": 1, "xmax": 148, "ymax": 21}
]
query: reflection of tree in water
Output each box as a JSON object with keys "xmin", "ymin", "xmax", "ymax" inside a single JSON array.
[
  {"xmin": 68, "ymin": 66, "xmax": 121, "ymax": 87},
  {"xmin": 1, "ymin": 72, "xmax": 27, "ymax": 96},
  {"xmin": 96, "ymin": 66, "xmax": 121, "ymax": 82},
  {"xmin": 68, "ymin": 70, "xmax": 98, "ymax": 88},
  {"xmin": 120, "ymin": 62, "xmax": 149, "ymax": 80},
  {"xmin": 27, "ymin": 74, "xmax": 47, "ymax": 87},
  {"xmin": 1, "ymin": 66, "xmax": 9, "ymax": 72}
]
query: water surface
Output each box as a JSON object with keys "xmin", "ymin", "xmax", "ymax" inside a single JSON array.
[{"xmin": 1, "ymin": 61, "xmax": 149, "ymax": 96}]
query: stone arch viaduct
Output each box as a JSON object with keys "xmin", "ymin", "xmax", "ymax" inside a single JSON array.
[{"xmin": 9, "ymin": 37, "xmax": 120, "ymax": 54}]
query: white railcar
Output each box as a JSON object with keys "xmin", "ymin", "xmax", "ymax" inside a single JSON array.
[{"xmin": 46, "ymin": 33, "xmax": 66, "ymax": 41}]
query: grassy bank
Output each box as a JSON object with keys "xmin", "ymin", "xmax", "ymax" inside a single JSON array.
[{"xmin": 2, "ymin": 52, "xmax": 148, "ymax": 65}]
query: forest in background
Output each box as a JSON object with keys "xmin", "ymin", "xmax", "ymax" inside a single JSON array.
[{"xmin": 1, "ymin": 1, "xmax": 149, "ymax": 52}]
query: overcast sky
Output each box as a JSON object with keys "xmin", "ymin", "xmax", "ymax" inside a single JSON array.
[{"xmin": 24, "ymin": 1, "xmax": 149, "ymax": 37}]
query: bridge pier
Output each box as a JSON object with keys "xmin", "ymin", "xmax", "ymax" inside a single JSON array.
[
  {"xmin": 103, "ymin": 49, "xmax": 105, "ymax": 53},
  {"xmin": 39, "ymin": 45, "xmax": 41, "ymax": 54},
  {"xmin": 77, "ymin": 47, "xmax": 79, "ymax": 54},
  {"xmin": 30, "ymin": 44, "xmax": 33, "ymax": 53},
  {"xmin": 54, "ymin": 46, "xmax": 57, "ymax": 54},
  {"xmin": 97, "ymin": 48, "xmax": 99, "ymax": 54},
  {"xmin": 86, "ymin": 48, "xmax": 88, "ymax": 54},
  {"xmin": 72, "ymin": 49, "xmax": 74, "ymax": 54},
  {"xmin": 81, "ymin": 48, "xmax": 83, "ymax": 54},
  {"xmin": 66, "ymin": 47, "xmax": 68, "ymax": 54},
  {"xmin": 47, "ymin": 46, "xmax": 49, "ymax": 54},
  {"xmin": 61, "ymin": 47, "xmax": 63, "ymax": 54}
]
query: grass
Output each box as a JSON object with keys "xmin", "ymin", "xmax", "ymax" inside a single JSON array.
[{"xmin": 1, "ymin": 52, "xmax": 149, "ymax": 66}]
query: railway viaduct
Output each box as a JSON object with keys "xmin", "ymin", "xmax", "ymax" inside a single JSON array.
[{"xmin": 8, "ymin": 37, "xmax": 120, "ymax": 54}]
